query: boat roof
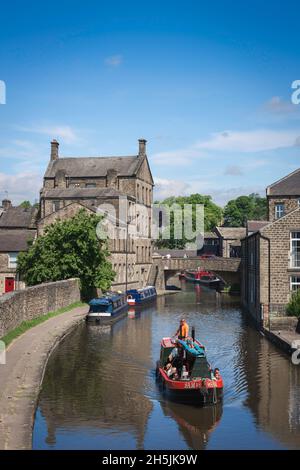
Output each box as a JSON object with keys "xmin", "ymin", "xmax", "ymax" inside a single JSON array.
[
  {"xmin": 177, "ymin": 339, "xmax": 206, "ymax": 357},
  {"xmin": 161, "ymin": 337, "xmax": 177, "ymax": 348},
  {"xmin": 89, "ymin": 292, "xmax": 124, "ymax": 305},
  {"xmin": 127, "ymin": 286, "xmax": 155, "ymax": 294}
]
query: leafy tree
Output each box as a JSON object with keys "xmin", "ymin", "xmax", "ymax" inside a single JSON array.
[
  {"xmin": 19, "ymin": 200, "xmax": 39, "ymax": 209},
  {"xmin": 154, "ymin": 194, "xmax": 223, "ymax": 249},
  {"xmin": 17, "ymin": 210, "xmax": 115, "ymax": 296},
  {"xmin": 223, "ymin": 193, "xmax": 267, "ymax": 227},
  {"xmin": 287, "ymin": 290, "xmax": 300, "ymax": 318}
]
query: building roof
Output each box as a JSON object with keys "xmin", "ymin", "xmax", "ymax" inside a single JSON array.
[
  {"xmin": 41, "ymin": 187, "xmax": 133, "ymax": 199},
  {"xmin": 44, "ymin": 155, "xmax": 143, "ymax": 179},
  {"xmin": 155, "ymin": 249, "xmax": 197, "ymax": 258},
  {"xmin": 215, "ymin": 226, "xmax": 246, "ymax": 239},
  {"xmin": 0, "ymin": 206, "xmax": 38, "ymax": 229},
  {"xmin": 204, "ymin": 231, "xmax": 218, "ymax": 239},
  {"xmin": 0, "ymin": 229, "xmax": 35, "ymax": 252},
  {"xmin": 247, "ymin": 220, "xmax": 269, "ymax": 233},
  {"xmin": 267, "ymin": 168, "xmax": 300, "ymax": 196}
]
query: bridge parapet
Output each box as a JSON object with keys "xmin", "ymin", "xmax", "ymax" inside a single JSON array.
[{"xmin": 152, "ymin": 256, "xmax": 241, "ymax": 289}]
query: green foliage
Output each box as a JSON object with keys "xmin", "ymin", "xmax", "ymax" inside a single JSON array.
[
  {"xmin": 223, "ymin": 193, "xmax": 267, "ymax": 227},
  {"xmin": 17, "ymin": 210, "xmax": 115, "ymax": 293},
  {"xmin": 155, "ymin": 194, "xmax": 223, "ymax": 249},
  {"xmin": 286, "ymin": 290, "xmax": 300, "ymax": 318},
  {"xmin": 19, "ymin": 200, "xmax": 39, "ymax": 209}
]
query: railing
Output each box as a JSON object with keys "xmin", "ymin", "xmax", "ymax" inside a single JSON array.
[{"xmin": 269, "ymin": 303, "xmax": 288, "ymax": 317}]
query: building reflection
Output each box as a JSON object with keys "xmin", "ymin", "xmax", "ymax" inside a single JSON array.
[
  {"xmin": 38, "ymin": 312, "xmax": 154, "ymax": 449},
  {"xmin": 241, "ymin": 319, "xmax": 300, "ymax": 449}
]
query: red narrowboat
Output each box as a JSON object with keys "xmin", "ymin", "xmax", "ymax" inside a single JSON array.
[{"xmin": 156, "ymin": 337, "xmax": 223, "ymax": 405}]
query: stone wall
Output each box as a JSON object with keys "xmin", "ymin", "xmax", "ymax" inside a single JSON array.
[
  {"xmin": 0, "ymin": 278, "xmax": 81, "ymax": 338},
  {"xmin": 268, "ymin": 196, "xmax": 299, "ymax": 223}
]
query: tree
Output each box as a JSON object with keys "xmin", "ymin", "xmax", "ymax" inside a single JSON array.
[
  {"xmin": 17, "ymin": 210, "xmax": 115, "ymax": 296},
  {"xmin": 223, "ymin": 193, "xmax": 267, "ymax": 227},
  {"xmin": 154, "ymin": 194, "xmax": 223, "ymax": 249},
  {"xmin": 287, "ymin": 290, "xmax": 300, "ymax": 318},
  {"xmin": 19, "ymin": 200, "xmax": 39, "ymax": 209}
]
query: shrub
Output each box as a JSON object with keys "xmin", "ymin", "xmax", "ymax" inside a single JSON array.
[{"xmin": 286, "ymin": 289, "xmax": 300, "ymax": 317}]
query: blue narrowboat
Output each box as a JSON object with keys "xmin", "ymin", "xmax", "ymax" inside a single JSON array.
[
  {"xmin": 126, "ymin": 286, "xmax": 157, "ymax": 306},
  {"xmin": 86, "ymin": 292, "xmax": 128, "ymax": 323}
]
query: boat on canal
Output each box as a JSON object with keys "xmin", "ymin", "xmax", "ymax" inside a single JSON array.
[
  {"xmin": 86, "ymin": 291, "xmax": 128, "ymax": 324},
  {"xmin": 126, "ymin": 285, "xmax": 157, "ymax": 306},
  {"xmin": 181, "ymin": 270, "xmax": 221, "ymax": 288},
  {"xmin": 156, "ymin": 335, "xmax": 223, "ymax": 405}
]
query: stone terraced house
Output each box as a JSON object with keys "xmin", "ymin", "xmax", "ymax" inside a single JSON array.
[
  {"xmin": 38, "ymin": 138, "xmax": 154, "ymax": 290},
  {"xmin": 241, "ymin": 168, "xmax": 300, "ymax": 326},
  {"xmin": 0, "ymin": 200, "xmax": 37, "ymax": 295}
]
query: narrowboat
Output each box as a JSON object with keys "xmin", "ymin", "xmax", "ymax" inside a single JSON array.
[
  {"xmin": 86, "ymin": 291, "xmax": 128, "ymax": 324},
  {"xmin": 182, "ymin": 270, "xmax": 221, "ymax": 287},
  {"xmin": 126, "ymin": 286, "xmax": 157, "ymax": 306},
  {"xmin": 156, "ymin": 335, "xmax": 223, "ymax": 405}
]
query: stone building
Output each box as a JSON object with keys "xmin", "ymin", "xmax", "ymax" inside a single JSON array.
[
  {"xmin": 38, "ymin": 139, "xmax": 154, "ymax": 290},
  {"xmin": 241, "ymin": 168, "xmax": 300, "ymax": 325},
  {"xmin": 0, "ymin": 200, "xmax": 37, "ymax": 295},
  {"xmin": 213, "ymin": 226, "xmax": 246, "ymax": 258}
]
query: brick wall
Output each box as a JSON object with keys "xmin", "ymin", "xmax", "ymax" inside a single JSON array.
[{"xmin": 0, "ymin": 278, "xmax": 81, "ymax": 338}]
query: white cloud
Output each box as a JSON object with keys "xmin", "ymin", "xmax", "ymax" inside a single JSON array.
[
  {"xmin": 104, "ymin": 55, "xmax": 123, "ymax": 67},
  {"xmin": 264, "ymin": 96, "xmax": 297, "ymax": 115},
  {"xmin": 197, "ymin": 129, "xmax": 300, "ymax": 153},
  {"xmin": 16, "ymin": 125, "xmax": 78, "ymax": 143},
  {"xmin": 0, "ymin": 172, "xmax": 42, "ymax": 204},
  {"xmin": 154, "ymin": 176, "xmax": 265, "ymax": 206},
  {"xmin": 153, "ymin": 128, "xmax": 300, "ymax": 166}
]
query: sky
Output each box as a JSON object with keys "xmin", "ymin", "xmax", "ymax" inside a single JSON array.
[{"xmin": 0, "ymin": 0, "xmax": 300, "ymax": 206}]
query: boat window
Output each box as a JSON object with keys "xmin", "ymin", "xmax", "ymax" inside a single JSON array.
[{"xmin": 89, "ymin": 304, "xmax": 109, "ymax": 313}]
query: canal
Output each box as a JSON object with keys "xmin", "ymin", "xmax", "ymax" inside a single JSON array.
[{"xmin": 33, "ymin": 283, "xmax": 300, "ymax": 450}]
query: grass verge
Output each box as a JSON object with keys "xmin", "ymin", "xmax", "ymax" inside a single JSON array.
[{"xmin": 1, "ymin": 301, "xmax": 87, "ymax": 347}]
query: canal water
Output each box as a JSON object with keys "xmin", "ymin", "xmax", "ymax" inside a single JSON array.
[{"xmin": 33, "ymin": 283, "xmax": 300, "ymax": 450}]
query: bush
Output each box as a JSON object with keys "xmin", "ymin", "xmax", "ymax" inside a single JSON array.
[{"xmin": 286, "ymin": 290, "xmax": 300, "ymax": 317}]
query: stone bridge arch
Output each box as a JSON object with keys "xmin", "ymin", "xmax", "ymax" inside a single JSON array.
[{"xmin": 151, "ymin": 257, "xmax": 241, "ymax": 290}]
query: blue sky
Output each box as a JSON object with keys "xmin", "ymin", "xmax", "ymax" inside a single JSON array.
[{"xmin": 0, "ymin": 0, "xmax": 300, "ymax": 205}]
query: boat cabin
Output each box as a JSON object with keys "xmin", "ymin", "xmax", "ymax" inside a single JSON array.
[
  {"xmin": 127, "ymin": 286, "xmax": 157, "ymax": 303},
  {"xmin": 159, "ymin": 337, "xmax": 211, "ymax": 380}
]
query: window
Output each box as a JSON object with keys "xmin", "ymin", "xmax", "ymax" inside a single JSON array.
[
  {"xmin": 290, "ymin": 232, "xmax": 300, "ymax": 268},
  {"xmin": 275, "ymin": 203, "xmax": 284, "ymax": 219},
  {"xmin": 290, "ymin": 276, "xmax": 300, "ymax": 291},
  {"xmin": 8, "ymin": 252, "xmax": 18, "ymax": 269},
  {"xmin": 85, "ymin": 183, "xmax": 96, "ymax": 188},
  {"xmin": 52, "ymin": 200, "xmax": 60, "ymax": 212}
]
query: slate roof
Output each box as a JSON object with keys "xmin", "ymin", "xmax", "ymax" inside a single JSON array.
[
  {"xmin": 44, "ymin": 155, "xmax": 143, "ymax": 179},
  {"xmin": 204, "ymin": 231, "xmax": 218, "ymax": 239},
  {"xmin": 267, "ymin": 168, "xmax": 300, "ymax": 196},
  {"xmin": 0, "ymin": 229, "xmax": 35, "ymax": 252},
  {"xmin": 247, "ymin": 220, "xmax": 269, "ymax": 233},
  {"xmin": 0, "ymin": 206, "xmax": 38, "ymax": 229},
  {"xmin": 215, "ymin": 226, "xmax": 246, "ymax": 239},
  {"xmin": 41, "ymin": 187, "xmax": 132, "ymax": 199}
]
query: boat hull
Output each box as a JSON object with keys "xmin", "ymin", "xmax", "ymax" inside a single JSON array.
[
  {"xmin": 86, "ymin": 304, "xmax": 128, "ymax": 324},
  {"xmin": 156, "ymin": 366, "xmax": 223, "ymax": 406}
]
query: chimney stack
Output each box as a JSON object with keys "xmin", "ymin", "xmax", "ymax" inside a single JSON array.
[
  {"xmin": 50, "ymin": 139, "xmax": 59, "ymax": 161},
  {"xmin": 138, "ymin": 138, "xmax": 147, "ymax": 157},
  {"xmin": 2, "ymin": 199, "xmax": 12, "ymax": 211}
]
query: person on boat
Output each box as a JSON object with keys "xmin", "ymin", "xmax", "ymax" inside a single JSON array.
[
  {"xmin": 164, "ymin": 363, "xmax": 178, "ymax": 379},
  {"xmin": 174, "ymin": 318, "xmax": 189, "ymax": 340},
  {"xmin": 213, "ymin": 368, "xmax": 221, "ymax": 380}
]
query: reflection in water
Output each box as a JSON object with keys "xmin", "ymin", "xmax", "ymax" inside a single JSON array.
[{"xmin": 33, "ymin": 283, "xmax": 300, "ymax": 450}]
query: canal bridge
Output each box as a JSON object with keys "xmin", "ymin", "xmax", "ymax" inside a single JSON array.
[{"xmin": 149, "ymin": 256, "xmax": 241, "ymax": 290}]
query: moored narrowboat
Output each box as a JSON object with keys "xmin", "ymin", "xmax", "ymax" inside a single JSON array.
[
  {"xmin": 86, "ymin": 291, "xmax": 128, "ymax": 324},
  {"xmin": 156, "ymin": 336, "xmax": 223, "ymax": 405},
  {"xmin": 126, "ymin": 286, "xmax": 157, "ymax": 306}
]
